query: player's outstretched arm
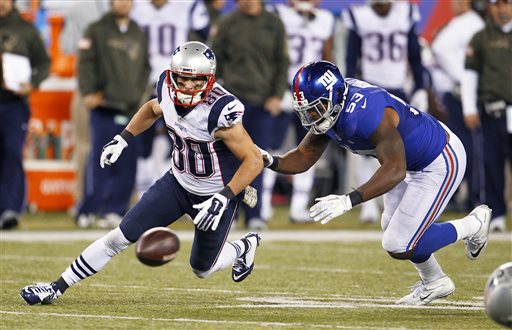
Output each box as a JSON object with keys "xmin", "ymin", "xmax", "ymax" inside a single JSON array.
[
  {"xmin": 100, "ymin": 99, "xmax": 163, "ymax": 168},
  {"xmin": 125, "ymin": 98, "xmax": 163, "ymax": 137},
  {"xmin": 215, "ymin": 123, "xmax": 264, "ymax": 196},
  {"xmin": 265, "ymin": 132, "xmax": 330, "ymax": 175},
  {"xmin": 191, "ymin": 123, "xmax": 263, "ymax": 231},
  {"xmin": 358, "ymin": 107, "xmax": 407, "ymax": 201}
]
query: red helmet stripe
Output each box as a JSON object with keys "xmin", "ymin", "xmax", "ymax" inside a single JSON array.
[{"xmin": 294, "ymin": 66, "xmax": 307, "ymax": 102}]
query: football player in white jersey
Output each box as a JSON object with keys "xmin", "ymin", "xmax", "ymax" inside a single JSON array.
[
  {"xmin": 131, "ymin": 0, "xmax": 211, "ymax": 199},
  {"xmin": 20, "ymin": 42, "xmax": 264, "ymax": 305},
  {"xmin": 262, "ymin": 0, "xmax": 335, "ymax": 222}
]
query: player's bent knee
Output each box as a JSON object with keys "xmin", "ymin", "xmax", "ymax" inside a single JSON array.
[
  {"xmin": 103, "ymin": 227, "xmax": 132, "ymax": 257},
  {"xmin": 386, "ymin": 250, "xmax": 414, "ymax": 260},
  {"xmin": 191, "ymin": 268, "xmax": 211, "ymax": 279}
]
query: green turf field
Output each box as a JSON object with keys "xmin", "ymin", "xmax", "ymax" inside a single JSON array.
[{"xmin": 1, "ymin": 207, "xmax": 511, "ymax": 329}]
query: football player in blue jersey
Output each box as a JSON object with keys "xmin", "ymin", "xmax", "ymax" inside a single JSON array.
[
  {"xmin": 19, "ymin": 42, "xmax": 264, "ymax": 305},
  {"xmin": 260, "ymin": 60, "xmax": 492, "ymax": 305}
]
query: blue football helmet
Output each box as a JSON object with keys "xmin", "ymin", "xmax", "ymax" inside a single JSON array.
[{"xmin": 292, "ymin": 61, "xmax": 348, "ymax": 134}]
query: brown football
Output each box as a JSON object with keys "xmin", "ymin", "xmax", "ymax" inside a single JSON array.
[{"xmin": 135, "ymin": 227, "xmax": 180, "ymax": 267}]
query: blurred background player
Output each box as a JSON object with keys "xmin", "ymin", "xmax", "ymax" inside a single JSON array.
[
  {"xmin": 75, "ymin": 0, "xmax": 150, "ymax": 228},
  {"xmin": 461, "ymin": 0, "xmax": 512, "ymax": 232},
  {"xmin": 211, "ymin": 0, "xmax": 289, "ymax": 230},
  {"xmin": 261, "ymin": 0, "xmax": 335, "ymax": 223},
  {"xmin": 131, "ymin": 0, "xmax": 210, "ymax": 198},
  {"xmin": 0, "ymin": 0, "xmax": 50, "ymax": 229},
  {"xmin": 58, "ymin": 1, "xmax": 109, "ymax": 210},
  {"xmin": 20, "ymin": 42, "xmax": 263, "ymax": 305},
  {"xmin": 342, "ymin": 0, "xmax": 427, "ymax": 224},
  {"xmin": 430, "ymin": 0, "xmax": 485, "ymax": 212}
]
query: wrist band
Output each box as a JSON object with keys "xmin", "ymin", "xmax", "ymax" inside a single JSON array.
[
  {"xmin": 348, "ymin": 190, "xmax": 363, "ymax": 206},
  {"xmin": 219, "ymin": 185, "xmax": 235, "ymax": 200},
  {"xmin": 120, "ymin": 129, "xmax": 134, "ymax": 143},
  {"xmin": 269, "ymin": 156, "xmax": 280, "ymax": 171}
]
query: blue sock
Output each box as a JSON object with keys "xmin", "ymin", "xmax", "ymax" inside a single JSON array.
[{"xmin": 411, "ymin": 223, "xmax": 457, "ymax": 263}]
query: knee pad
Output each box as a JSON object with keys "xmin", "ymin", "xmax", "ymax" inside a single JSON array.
[
  {"xmin": 103, "ymin": 227, "xmax": 132, "ymax": 257},
  {"xmin": 381, "ymin": 229, "xmax": 408, "ymax": 256},
  {"xmin": 191, "ymin": 267, "xmax": 211, "ymax": 279}
]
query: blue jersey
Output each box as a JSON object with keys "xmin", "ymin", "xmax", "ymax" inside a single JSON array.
[{"xmin": 326, "ymin": 78, "xmax": 446, "ymax": 171}]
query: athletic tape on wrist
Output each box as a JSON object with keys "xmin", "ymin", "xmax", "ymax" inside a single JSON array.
[
  {"xmin": 219, "ymin": 186, "xmax": 235, "ymax": 200},
  {"xmin": 120, "ymin": 129, "xmax": 134, "ymax": 143},
  {"xmin": 348, "ymin": 190, "xmax": 363, "ymax": 206}
]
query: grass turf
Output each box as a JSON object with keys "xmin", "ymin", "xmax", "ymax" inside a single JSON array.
[{"xmin": 1, "ymin": 207, "xmax": 510, "ymax": 329}]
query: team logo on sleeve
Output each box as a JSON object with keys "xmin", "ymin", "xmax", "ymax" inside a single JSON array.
[{"xmin": 224, "ymin": 108, "xmax": 243, "ymax": 125}]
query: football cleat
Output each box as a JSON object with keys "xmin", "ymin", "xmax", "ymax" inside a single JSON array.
[
  {"xmin": 464, "ymin": 205, "xmax": 492, "ymax": 260},
  {"xmin": 20, "ymin": 283, "xmax": 60, "ymax": 305},
  {"xmin": 232, "ymin": 232, "xmax": 261, "ymax": 283},
  {"xmin": 396, "ymin": 276, "xmax": 455, "ymax": 306}
]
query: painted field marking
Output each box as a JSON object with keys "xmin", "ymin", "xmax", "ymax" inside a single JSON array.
[{"xmin": 0, "ymin": 311, "xmax": 405, "ymax": 330}]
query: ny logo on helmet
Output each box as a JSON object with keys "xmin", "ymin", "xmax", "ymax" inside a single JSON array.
[{"xmin": 318, "ymin": 70, "xmax": 338, "ymax": 91}]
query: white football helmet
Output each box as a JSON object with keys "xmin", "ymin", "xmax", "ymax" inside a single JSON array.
[{"xmin": 168, "ymin": 41, "xmax": 216, "ymax": 106}]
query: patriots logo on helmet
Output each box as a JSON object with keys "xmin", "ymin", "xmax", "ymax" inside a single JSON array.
[{"xmin": 203, "ymin": 49, "xmax": 215, "ymax": 62}]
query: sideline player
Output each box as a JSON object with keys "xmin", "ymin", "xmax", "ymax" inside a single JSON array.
[
  {"xmin": 20, "ymin": 42, "xmax": 263, "ymax": 305},
  {"xmin": 260, "ymin": 61, "xmax": 492, "ymax": 305}
]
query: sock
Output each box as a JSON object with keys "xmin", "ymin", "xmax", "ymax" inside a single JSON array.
[
  {"xmin": 411, "ymin": 223, "xmax": 457, "ymax": 263},
  {"xmin": 205, "ymin": 240, "xmax": 247, "ymax": 275},
  {"xmin": 51, "ymin": 276, "xmax": 69, "ymax": 295},
  {"xmin": 60, "ymin": 230, "xmax": 130, "ymax": 287},
  {"xmin": 412, "ymin": 254, "xmax": 445, "ymax": 283},
  {"xmin": 448, "ymin": 213, "xmax": 482, "ymax": 241}
]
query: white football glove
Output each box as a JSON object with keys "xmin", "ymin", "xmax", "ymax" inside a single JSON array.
[
  {"xmin": 410, "ymin": 89, "xmax": 429, "ymax": 113},
  {"xmin": 255, "ymin": 145, "xmax": 274, "ymax": 168},
  {"xmin": 100, "ymin": 135, "xmax": 128, "ymax": 168},
  {"xmin": 192, "ymin": 193, "xmax": 228, "ymax": 231},
  {"xmin": 309, "ymin": 194, "xmax": 352, "ymax": 224}
]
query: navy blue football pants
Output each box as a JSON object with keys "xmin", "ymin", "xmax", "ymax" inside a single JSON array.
[
  {"xmin": 120, "ymin": 171, "xmax": 238, "ymax": 271},
  {"xmin": 0, "ymin": 100, "xmax": 29, "ymax": 214},
  {"xmin": 77, "ymin": 107, "xmax": 137, "ymax": 217}
]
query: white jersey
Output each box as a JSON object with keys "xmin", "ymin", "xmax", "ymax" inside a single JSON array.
[
  {"xmin": 156, "ymin": 71, "xmax": 244, "ymax": 196},
  {"xmin": 431, "ymin": 10, "xmax": 484, "ymax": 93},
  {"xmin": 342, "ymin": 1, "xmax": 420, "ymax": 89},
  {"xmin": 131, "ymin": 1, "xmax": 210, "ymax": 86},
  {"xmin": 272, "ymin": 4, "xmax": 335, "ymax": 83}
]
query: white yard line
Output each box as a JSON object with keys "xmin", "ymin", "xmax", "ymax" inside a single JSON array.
[
  {"xmin": 0, "ymin": 311, "xmax": 405, "ymax": 329},
  {"xmin": 1, "ymin": 230, "xmax": 510, "ymax": 242}
]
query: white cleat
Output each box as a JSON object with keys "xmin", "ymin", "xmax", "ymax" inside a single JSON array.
[
  {"xmin": 464, "ymin": 205, "xmax": 492, "ymax": 260},
  {"xmin": 232, "ymin": 232, "xmax": 261, "ymax": 282},
  {"xmin": 396, "ymin": 276, "xmax": 455, "ymax": 306}
]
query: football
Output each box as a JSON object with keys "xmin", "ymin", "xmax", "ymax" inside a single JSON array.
[
  {"xmin": 135, "ymin": 227, "xmax": 180, "ymax": 267},
  {"xmin": 484, "ymin": 262, "xmax": 512, "ymax": 328}
]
